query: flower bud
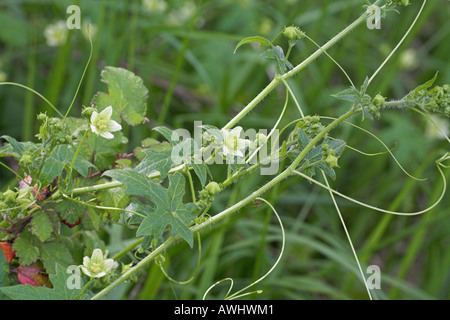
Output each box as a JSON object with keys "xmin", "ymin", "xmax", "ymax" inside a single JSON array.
[
  {"xmin": 283, "ymin": 26, "xmax": 305, "ymax": 42},
  {"xmin": 368, "ymin": 104, "xmax": 381, "ymax": 119},
  {"xmin": 37, "ymin": 113, "xmax": 48, "ymax": 122},
  {"xmin": 205, "ymin": 181, "xmax": 221, "ymax": 196},
  {"xmin": 325, "ymin": 154, "xmax": 339, "ymax": 169},
  {"xmin": 19, "ymin": 154, "xmax": 33, "ymax": 166},
  {"xmin": 373, "ymin": 94, "xmax": 385, "ymax": 107},
  {"xmin": 81, "ymin": 106, "xmax": 95, "ymax": 119},
  {"xmin": 48, "ymin": 117, "xmax": 61, "ymax": 126}
]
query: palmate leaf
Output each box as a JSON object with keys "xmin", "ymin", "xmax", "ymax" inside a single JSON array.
[
  {"xmin": 103, "ymin": 170, "xmax": 198, "ymax": 247},
  {"xmin": 91, "ymin": 66, "xmax": 149, "ymax": 126},
  {"xmin": 135, "ymin": 175, "xmax": 198, "ymax": 247}
]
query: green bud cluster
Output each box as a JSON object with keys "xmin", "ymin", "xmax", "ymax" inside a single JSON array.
[
  {"xmin": 19, "ymin": 152, "xmax": 33, "ymax": 167},
  {"xmin": 0, "ymin": 187, "xmax": 34, "ymax": 223},
  {"xmin": 322, "ymin": 144, "xmax": 339, "ymax": 169},
  {"xmin": 81, "ymin": 106, "xmax": 95, "ymax": 119},
  {"xmin": 418, "ymin": 84, "xmax": 450, "ymax": 117},
  {"xmin": 297, "ymin": 116, "xmax": 326, "ymax": 140},
  {"xmin": 283, "ymin": 25, "xmax": 306, "ymax": 45},
  {"xmin": 367, "ymin": 94, "xmax": 385, "ymax": 119},
  {"xmin": 197, "ymin": 182, "xmax": 221, "ymax": 209},
  {"xmin": 0, "ymin": 187, "xmax": 35, "ymax": 213},
  {"xmin": 2, "ymin": 189, "xmax": 16, "ymax": 204},
  {"xmin": 36, "ymin": 113, "xmax": 72, "ymax": 145}
]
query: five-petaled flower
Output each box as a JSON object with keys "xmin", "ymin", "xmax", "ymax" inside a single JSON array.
[
  {"xmin": 221, "ymin": 126, "xmax": 251, "ymax": 158},
  {"xmin": 81, "ymin": 248, "xmax": 117, "ymax": 278},
  {"xmin": 90, "ymin": 106, "xmax": 122, "ymax": 139},
  {"xmin": 44, "ymin": 21, "xmax": 68, "ymax": 47}
]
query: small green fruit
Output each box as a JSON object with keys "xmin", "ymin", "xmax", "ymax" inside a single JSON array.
[
  {"xmin": 283, "ymin": 26, "xmax": 305, "ymax": 42},
  {"xmin": 205, "ymin": 182, "xmax": 221, "ymax": 196},
  {"xmin": 373, "ymin": 94, "xmax": 385, "ymax": 107},
  {"xmin": 325, "ymin": 155, "xmax": 339, "ymax": 169}
]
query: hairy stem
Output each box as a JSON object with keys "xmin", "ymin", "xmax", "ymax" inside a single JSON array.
[{"xmin": 91, "ymin": 108, "xmax": 357, "ymax": 300}]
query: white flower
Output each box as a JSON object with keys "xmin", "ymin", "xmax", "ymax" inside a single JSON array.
[
  {"xmin": 90, "ymin": 106, "xmax": 122, "ymax": 139},
  {"xmin": 221, "ymin": 126, "xmax": 251, "ymax": 158},
  {"xmin": 399, "ymin": 48, "xmax": 419, "ymax": 70},
  {"xmin": 44, "ymin": 21, "xmax": 68, "ymax": 47},
  {"xmin": 81, "ymin": 248, "xmax": 117, "ymax": 278},
  {"xmin": 142, "ymin": 0, "xmax": 167, "ymax": 13},
  {"xmin": 167, "ymin": 2, "xmax": 195, "ymax": 26}
]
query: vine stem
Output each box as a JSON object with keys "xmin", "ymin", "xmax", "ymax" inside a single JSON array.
[
  {"xmin": 87, "ymin": 8, "xmax": 367, "ymax": 300},
  {"xmin": 90, "ymin": 108, "xmax": 357, "ymax": 300},
  {"xmin": 75, "ymin": 277, "xmax": 94, "ymax": 300},
  {"xmin": 222, "ymin": 12, "xmax": 369, "ymax": 131}
]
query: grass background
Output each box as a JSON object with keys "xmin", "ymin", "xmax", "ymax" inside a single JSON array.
[{"xmin": 0, "ymin": 0, "xmax": 449, "ymax": 299}]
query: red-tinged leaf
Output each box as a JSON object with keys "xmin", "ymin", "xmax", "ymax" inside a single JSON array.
[
  {"xmin": 17, "ymin": 263, "xmax": 53, "ymax": 288},
  {"xmin": 0, "ymin": 242, "xmax": 15, "ymax": 263}
]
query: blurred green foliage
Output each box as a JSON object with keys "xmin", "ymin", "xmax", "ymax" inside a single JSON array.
[{"xmin": 0, "ymin": 0, "xmax": 449, "ymax": 299}]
